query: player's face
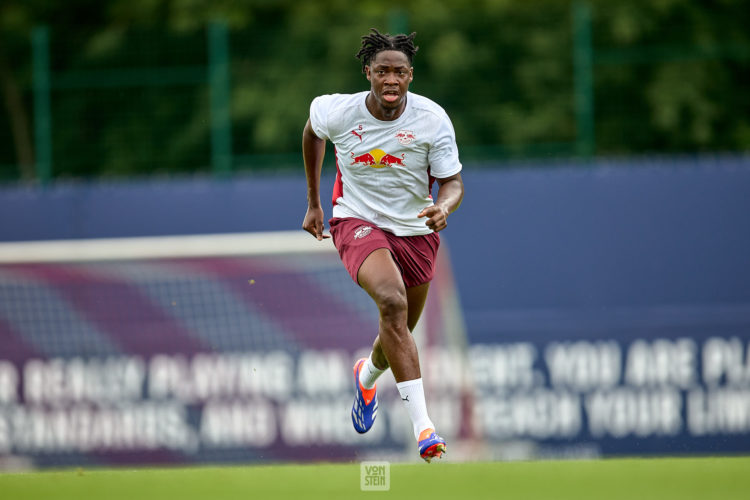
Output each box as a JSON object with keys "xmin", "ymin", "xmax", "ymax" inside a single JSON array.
[{"xmin": 365, "ymin": 50, "xmax": 413, "ymax": 116}]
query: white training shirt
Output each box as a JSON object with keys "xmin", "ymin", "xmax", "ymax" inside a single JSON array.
[{"xmin": 309, "ymin": 91, "xmax": 462, "ymax": 236}]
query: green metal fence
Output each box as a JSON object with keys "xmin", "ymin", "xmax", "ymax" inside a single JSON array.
[
  {"xmin": 30, "ymin": 22, "xmax": 231, "ymax": 185},
  {"xmin": 7, "ymin": 2, "xmax": 749, "ymax": 184}
]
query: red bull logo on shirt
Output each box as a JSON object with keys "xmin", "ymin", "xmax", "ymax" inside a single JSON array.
[
  {"xmin": 396, "ymin": 129, "xmax": 416, "ymax": 145},
  {"xmin": 350, "ymin": 149, "xmax": 405, "ymax": 168}
]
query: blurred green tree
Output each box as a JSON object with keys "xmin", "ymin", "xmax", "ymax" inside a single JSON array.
[{"xmin": 0, "ymin": 0, "xmax": 747, "ymax": 181}]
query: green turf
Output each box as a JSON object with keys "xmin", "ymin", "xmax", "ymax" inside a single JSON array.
[{"xmin": 1, "ymin": 457, "xmax": 748, "ymax": 500}]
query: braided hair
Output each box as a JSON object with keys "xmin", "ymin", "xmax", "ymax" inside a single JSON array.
[{"xmin": 355, "ymin": 28, "xmax": 419, "ymax": 74}]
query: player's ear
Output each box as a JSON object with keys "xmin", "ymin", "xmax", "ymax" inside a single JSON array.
[
  {"xmin": 365, "ymin": 65, "xmax": 372, "ymax": 81},
  {"xmin": 409, "ymin": 67, "xmax": 413, "ymax": 83}
]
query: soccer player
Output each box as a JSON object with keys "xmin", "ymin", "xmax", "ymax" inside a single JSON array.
[{"xmin": 301, "ymin": 29, "xmax": 464, "ymax": 462}]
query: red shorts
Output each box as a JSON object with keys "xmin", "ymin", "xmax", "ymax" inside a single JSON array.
[{"xmin": 329, "ymin": 217, "xmax": 440, "ymax": 288}]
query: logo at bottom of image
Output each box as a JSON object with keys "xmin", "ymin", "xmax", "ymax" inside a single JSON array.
[{"xmin": 360, "ymin": 461, "xmax": 390, "ymax": 491}]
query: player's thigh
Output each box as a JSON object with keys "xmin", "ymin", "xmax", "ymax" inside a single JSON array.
[
  {"xmin": 357, "ymin": 248, "xmax": 407, "ymax": 308},
  {"xmin": 405, "ymin": 282, "xmax": 430, "ymax": 332}
]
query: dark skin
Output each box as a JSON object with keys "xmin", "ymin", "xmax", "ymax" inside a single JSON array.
[
  {"xmin": 363, "ymin": 49, "xmax": 413, "ymax": 121},
  {"xmin": 302, "ymin": 50, "xmax": 464, "ymax": 382}
]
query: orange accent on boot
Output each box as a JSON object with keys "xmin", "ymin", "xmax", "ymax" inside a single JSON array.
[
  {"xmin": 360, "ymin": 383, "xmax": 376, "ymax": 406},
  {"xmin": 418, "ymin": 428, "xmax": 435, "ymax": 442},
  {"xmin": 354, "ymin": 359, "xmax": 377, "ymax": 406}
]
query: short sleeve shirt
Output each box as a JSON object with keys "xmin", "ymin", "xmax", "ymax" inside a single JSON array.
[{"xmin": 309, "ymin": 91, "xmax": 462, "ymax": 236}]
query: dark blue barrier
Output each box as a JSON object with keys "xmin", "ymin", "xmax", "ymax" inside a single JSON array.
[
  {"xmin": 3, "ymin": 156, "xmax": 749, "ymax": 315},
  {"xmin": 445, "ymin": 156, "xmax": 750, "ymax": 341},
  {"xmin": 1, "ymin": 154, "xmax": 749, "ymax": 461},
  {"xmin": 0, "ymin": 175, "xmax": 314, "ymax": 240}
]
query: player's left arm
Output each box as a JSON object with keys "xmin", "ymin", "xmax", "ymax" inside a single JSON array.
[{"xmin": 418, "ymin": 172, "xmax": 464, "ymax": 232}]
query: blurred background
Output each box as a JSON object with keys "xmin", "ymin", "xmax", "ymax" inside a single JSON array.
[{"xmin": 0, "ymin": 0, "xmax": 749, "ymax": 469}]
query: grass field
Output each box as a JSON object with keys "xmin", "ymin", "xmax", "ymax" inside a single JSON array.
[{"xmin": 2, "ymin": 456, "xmax": 748, "ymax": 500}]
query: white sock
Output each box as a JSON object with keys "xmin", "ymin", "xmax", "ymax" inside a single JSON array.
[
  {"xmin": 396, "ymin": 378, "xmax": 435, "ymax": 441},
  {"xmin": 359, "ymin": 353, "xmax": 386, "ymax": 389}
]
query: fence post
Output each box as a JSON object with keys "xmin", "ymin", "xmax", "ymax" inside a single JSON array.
[
  {"xmin": 208, "ymin": 20, "xmax": 233, "ymax": 177},
  {"xmin": 573, "ymin": 1, "xmax": 595, "ymax": 158},
  {"xmin": 32, "ymin": 26, "xmax": 52, "ymax": 184}
]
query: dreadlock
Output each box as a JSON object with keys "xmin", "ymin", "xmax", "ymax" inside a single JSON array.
[{"xmin": 355, "ymin": 28, "xmax": 419, "ymax": 74}]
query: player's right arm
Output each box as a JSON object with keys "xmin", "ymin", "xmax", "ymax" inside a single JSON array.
[{"xmin": 302, "ymin": 118, "xmax": 330, "ymax": 240}]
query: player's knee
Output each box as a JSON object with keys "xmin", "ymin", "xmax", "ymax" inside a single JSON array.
[{"xmin": 376, "ymin": 288, "xmax": 408, "ymax": 322}]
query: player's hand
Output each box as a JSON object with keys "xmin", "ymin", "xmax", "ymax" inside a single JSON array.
[
  {"xmin": 302, "ymin": 206, "xmax": 331, "ymax": 240},
  {"xmin": 418, "ymin": 205, "xmax": 450, "ymax": 232}
]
